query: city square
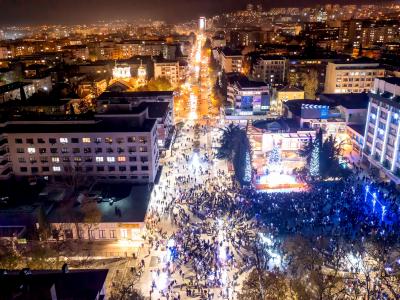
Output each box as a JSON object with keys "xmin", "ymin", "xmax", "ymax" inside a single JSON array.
[{"xmin": 0, "ymin": 1, "xmax": 399, "ymax": 300}]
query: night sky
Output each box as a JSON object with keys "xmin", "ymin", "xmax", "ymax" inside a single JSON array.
[{"xmin": 0, "ymin": 0, "xmax": 377, "ymax": 25}]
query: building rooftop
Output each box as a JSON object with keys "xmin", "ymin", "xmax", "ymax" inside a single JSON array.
[
  {"xmin": 4, "ymin": 117, "xmax": 156, "ymax": 134},
  {"xmin": 278, "ymin": 86, "xmax": 304, "ymax": 93},
  {"xmin": 48, "ymin": 183, "xmax": 151, "ymax": 223},
  {"xmin": 98, "ymin": 90, "xmax": 173, "ymax": 100},
  {"xmin": 236, "ymin": 77, "xmax": 268, "ymax": 89},
  {"xmin": 252, "ymin": 118, "xmax": 301, "ymax": 132},
  {"xmin": 98, "ymin": 101, "xmax": 170, "ymax": 119},
  {"xmin": 381, "ymin": 77, "xmax": 400, "ymax": 86},
  {"xmin": 0, "ymin": 269, "xmax": 108, "ymax": 300},
  {"xmin": 258, "ymin": 55, "xmax": 286, "ymax": 60},
  {"xmin": 284, "ymin": 99, "xmax": 333, "ymax": 116},
  {"xmin": 348, "ymin": 124, "xmax": 365, "ymax": 136},
  {"xmin": 221, "ymin": 47, "xmax": 242, "ymax": 57},
  {"xmin": 319, "ymin": 93, "xmax": 369, "ymax": 109},
  {"xmin": 0, "ymin": 82, "xmax": 31, "ymax": 94}
]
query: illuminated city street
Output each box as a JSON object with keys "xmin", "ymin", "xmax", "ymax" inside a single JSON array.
[{"xmin": 0, "ymin": 2, "xmax": 400, "ymax": 300}]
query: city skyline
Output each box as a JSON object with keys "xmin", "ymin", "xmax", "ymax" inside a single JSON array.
[{"xmin": 0, "ymin": 0, "xmax": 385, "ymax": 25}]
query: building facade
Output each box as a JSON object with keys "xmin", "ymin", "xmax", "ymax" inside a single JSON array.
[
  {"xmin": 154, "ymin": 61, "xmax": 180, "ymax": 86},
  {"xmin": 220, "ymin": 48, "xmax": 243, "ymax": 73},
  {"xmin": 252, "ymin": 56, "xmax": 286, "ymax": 85},
  {"xmin": 225, "ymin": 77, "xmax": 270, "ymax": 118},
  {"xmin": 363, "ymin": 77, "xmax": 400, "ymax": 183},
  {"xmin": 324, "ymin": 61, "xmax": 385, "ymax": 94},
  {"xmin": 4, "ymin": 111, "xmax": 160, "ymax": 183}
]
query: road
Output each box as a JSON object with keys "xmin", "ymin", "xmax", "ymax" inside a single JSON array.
[{"xmin": 175, "ymin": 33, "xmax": 216, "ymax": 123}]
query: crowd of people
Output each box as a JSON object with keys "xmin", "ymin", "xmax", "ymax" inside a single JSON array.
[{"xmin": 137, "ymin": 121, "xmax": 400, "ymax": 300}]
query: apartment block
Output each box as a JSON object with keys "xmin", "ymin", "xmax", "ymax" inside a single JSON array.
[
  {"xmin": 3, "ymin": 110, "xmax": 160, "ymax": 183},
  {"xmin": 252, "ymin": 55, "xmax": 286, "ymax": 85},
  {"xmin": 154, "ymin": 60, "xmax": 180, "ymax": 86},
  {"xmin": 220, "ymin": 48, "xmax": 243, "ymax": 73},
  {"xmin": 324, "ymin": 61, "xmax": 385, "ymax": 94},
  {"xmin": 363, "ymin": 77, "xmax": 400, "ymax": 183}
]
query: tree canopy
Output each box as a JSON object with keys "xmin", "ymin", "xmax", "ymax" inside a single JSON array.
[
  {"xmin": 216, "ymin": 124, "xmax": 251, "ymax": 185},
  {"xmin": 299, "ymin": 130, "xmax": 350, "ymax": 179},
  {"xmin": 136, "ymin": 77, "xmax": 173, "ymax": 91}
]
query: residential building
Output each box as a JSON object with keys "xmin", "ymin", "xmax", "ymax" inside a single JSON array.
[
  {"xmin": 340, "ymin": 19, "xmax": 400, "ymax": 50},
  {"xmin": 324, "ymin": 61, "xmax": 385, "ymax": 94},
  {"xmin": 220, "ymin": 48, "xmax": 243, "ymax": 73},
  {"xmin": 154, "ymin": 60, "xmax": 180, "ymax": 86},
  {"xmin": 25, "ymin": 74, "xmax": 52, "ymax": 93},
  {"xmin": 0, "ymin": 131, "xmax": 11, "ymax": 180},
  {"xmin": 0, "ymin": 82, "xmax": 36, "ymax": 103},
  {"xmin": 211, "ymin": 36, "xmax": 226, "ymax": 48},
  {"xmin": 286, "ymin": 54, "xmax": 349, "ymax": 91},
  {"xmin": 0, "ymin": 46, "xmax": 11, "ymax": 59},
  {"xmin": 4, "ymin": 109, "xmax": 160, "ymax": 183},
  {"xmin": 77, "ymin": 76, "xmax": 108, "ymax": 98},
  {"xmin": 230, "ymin": 28, "xmax": 263, "ymax": 48},
  {"xmin": 251, "ymin": 55, "xmax": 286, "ymax": 85},
  {"xmin": 363, "ymin": 77, "xmax": 400, "ymax": 183},
  {"xmin": 97, "ymin": 91, "xmax": 174, "ymax": 149},
  {"xmin": 62, "ymin": 45, "xmax": 89, "ymax": 60}
]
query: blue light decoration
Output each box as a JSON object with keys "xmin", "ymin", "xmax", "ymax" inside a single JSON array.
[
  {"xmin": 382, "ymin": 206, "xmax": 386, "ymax": 221},
  {"xmin": 364, "ymin": 185, "xmax": 388, "ymax": 222}
]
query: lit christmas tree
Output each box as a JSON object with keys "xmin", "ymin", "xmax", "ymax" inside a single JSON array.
[
  {"xmin": 243, "ymin": 150, "xmax": 252, "ymax": 183},
  {"xmin": 310, "ymin": 139, "xmax": 320, "ymax": 177}
]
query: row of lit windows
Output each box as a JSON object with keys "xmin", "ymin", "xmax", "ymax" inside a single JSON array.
[
  {"xmin": 19, "ymin": 165, "xmax": 150, "ymax": 173},
  {"xmin": 17, "ymin": 155, "xmax": 149, "ymax": 163},
  {"xmin": 16, "ymin": 146, "xmax": 148, "ymax": 154},
  {"xmin": 15, "ymin": 136, "xmax": 148, "ymax": 145}
]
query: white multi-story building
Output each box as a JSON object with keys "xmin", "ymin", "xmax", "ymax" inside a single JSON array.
[
  {"xmin": 363, "ymin": 77, "xmax": 400, "ymax": 183},
  {"xmin": 252, "ymin": 56, "xmax": 286, "ymax": 85},
  {"xmin": 97, "ymin": 91, "xmax": 175, "ymax": 149},
  {"xmin": 220, "ymin": 48, "xmax": 243, "ymax": 73},
  {"xmin": 4, "ymin": 110, "xmax": 160, "ymax": 183},
  {"xmin": 324, "ymin": 61, "xmax": 385, "ymax": 93},
  {"xmin": 154, "ymin": 61, "xmax": 180, "ymax": 86}
]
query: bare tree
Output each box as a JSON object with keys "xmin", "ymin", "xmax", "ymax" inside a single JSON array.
[{"xmin": 80, "ymin": 200, "xmax": 102, "ymax": 241}]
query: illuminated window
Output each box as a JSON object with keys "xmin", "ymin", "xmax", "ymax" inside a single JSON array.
[
  {"xmin": 105, "ymin": 137, "xmax": 113, "ymax": 144},
  {"xmin": 120, "ymin": 229, "xmax": 128, "ymax": 239},
  {"xmin": 27, "ymin": 147, "xmax": 36, "ymax": 154},
  {"xmin": 60, "ymin": 138, "xmax": 68, "ymax": 144},
  {"xmin": 117, "ymin": 156, "xmax": 126, "ymax": 162},
  {"xmin": 96, "ymin": 157, "xmax": 104, "ymax": 162},
  {"xmin": 107, "ymin": 157, "xmax": 115, "ymax": 162},
  {"xmin": 82, "ymin": 137, "xmax": 91, "ymax": 143},
  {"xmin": 52, "ymin": 157, "xmax": 60, "ymax": 163},
  {"xmin": 53, "ymin": 166, "xmax": 61, "ymax": 172}
]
